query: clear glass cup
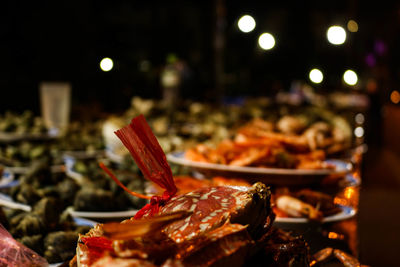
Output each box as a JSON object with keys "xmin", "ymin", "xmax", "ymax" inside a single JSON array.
[{"xmin": 39, "ymin": 82, "xmax": 71, "ymax": 136}]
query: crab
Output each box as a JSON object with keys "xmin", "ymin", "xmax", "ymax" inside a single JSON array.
[
  {"xmin": 69, "ymin": 115, "xmax": 307, "ymax": 267},
  {"xmin": 73, "ymin": 183, "xmax": 278, "ymax": 267}
]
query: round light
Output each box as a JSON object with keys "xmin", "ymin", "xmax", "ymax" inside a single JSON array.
[
  {"xmin": 100, "ymin": 57, "xmax": 114, "ymax": 72},
  {"xmin": 391, "ymin": 90, "xmax": 400, "ymax": 104},
  {"xmin": 238, "ymin": 15, "xmax": 256, "ymax": 33},
  {"xmin": 347, "ymin": 20, "xmax": 358, "ymax": 32},
  {"xmin": 309, "ymin": 69, "xmax": 324, "ymax": 84},
  {"xmin": 343, "ymin": 70, "xmax": 358, "ymax": 86},
  {"xmin": 327, "ymin": 26, "xmax": 347, "ymax": 45},
  {"xmin": 354, "ymin": 126, "xmax": 364, "ymax": 138},
  {"xmin": 258, "ymin": 33, "xmax": 275, "ymax": 50},
  {"xmin": 355, "ymin": 113, "xmax": 365, "ymax": 124}
]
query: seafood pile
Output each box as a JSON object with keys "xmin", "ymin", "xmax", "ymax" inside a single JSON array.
[
  {"xmin": 0, "ymin": 110, "xmax": 47, "ymax": 135},
  {"xmin": 0, "ymin": 140, "xmax": 51, "ymax": 167},
  {"xmin": 70, "ymin": 115, "xmax": 310, "ymax": 266},
  {"xmin": 272, "ymin": 188, "xmax": 341, "ymax": 221},
  {"xmin": 185, "ymin": 112, "xmax": 352, "ymax": 170},
  {"xmin": 104, "ymin": 97, "xmax": 353, "ymax": 171},
  {"xmin": 186, "ymin": 121, "xmax": 328, "ymax": 170},
  {"xmin": 67, "ymin": 157, "xmax": 147, "ymax": 212},
  {"xmin": 57, "ymin": 121, "xmax": 105, "ymax": 153},
  {"xmin": 0, "ymin": 155, "xmax": 147, "ymax": 263},
  {"xmin": 1, "ymin": 201, "xmax": 90, "ymax": 263},
  {"xmin": 1, "ymin": 161, "xmax": 91, "ymax": 263}
]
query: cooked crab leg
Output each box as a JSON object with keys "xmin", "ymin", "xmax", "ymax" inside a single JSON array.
[
  {"xmin": 311, "ymin": 247, "xmax": 364, "ymax": 267},
  {"xmin": 310, "ymin": 247, "xmax": 333, "ymax": 266},
  {"xmin": 102, "ymin": 211, "xmax": 191, "ymax": 240},
  {"xmin": 275, "ymin": 195, "xmax": 322, "ymax": 220},
  {"xmin": 333, "ymin": 249, "xmax": 362, "ymax": 267}
]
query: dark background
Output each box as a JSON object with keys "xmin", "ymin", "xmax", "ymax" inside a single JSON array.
[{"xmin": 1, "ymin": 1, "xmax": 399, "ymax": 113}]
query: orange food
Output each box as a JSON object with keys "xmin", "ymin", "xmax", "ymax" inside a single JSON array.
[{"xmin": 185, "ymin": 118, "xmax": 336, "ymax": 170}]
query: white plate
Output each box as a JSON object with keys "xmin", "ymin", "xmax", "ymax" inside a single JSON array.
[
  {"xmin": 167, "ymin": 152, "xmax": 352, "ymax": 185},
  {"xmin": 62, "ymin": 155, "xmax": 85, "ymax": 183},
  {"xmin": 274, "ymin": 205, "xmax": 356, "ymax": 224},
  {"xmin": 73, "ymin": 217, "xmax": 98, "ymax": 227},
  {"xmin": 0, "ymin": 170, "xmax": 17, "ymax": 189},
  {"xmin": 0, "ymin": 193, "xmax": 31, "ymax": 212},
  {"xmin": 67, "ymin": 207, "xmax": 138, "ymax": 220}
]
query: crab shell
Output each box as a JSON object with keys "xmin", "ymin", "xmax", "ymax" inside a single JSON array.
[
  {"xmin": 73, "ymin": 183, "xmax": 272, "ymax": 267},
  {"xmin": 137, "ymin": 182, "xmax": 272, "ymax": 243}
]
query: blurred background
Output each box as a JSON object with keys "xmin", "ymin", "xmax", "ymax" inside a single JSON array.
[
  {"xmin": 1, "ymin": 1, "xmax": 399, "ymax": 113},
  {"xmin": 1, "ymin": 1, "xmax": 400, "ymax": 265}
]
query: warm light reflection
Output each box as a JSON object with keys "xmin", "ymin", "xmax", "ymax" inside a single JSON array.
[
  {"xmin": 390, "ymin": 90, "xmax": 400, "ymax": 104},
  {"xmin": 343, "ymin": 70, "xmax": 358, "ymax": 86},
  {"xmin": 100, "ymin": 57, "xmax": 114, "ymax": 72},
  {"xmin": 327, "ymin": 26, "xmax": 346, "ymax": 45},
  {"xmin": 309, "ymin": 69, "xmax": 323, "ymax": 84},
  {"xmin": 334, "ymin": 197, "xmax": 349, "ymax": 206},
  {"xmin": 354, "ymin": 127, "xmax": 364, "ymax": 138},
  {"xmin": 347, "ymin": 20, "xmax": 358, "ymax": 32},
  {"xmin": 355, "ymin": 113, "xmax": 364, "ymax": 124},
  {"xmin": 328, "ymin": 232, "xmax": 345, "ymax": 240},
  {"xmin": 258, "ymin": 33, "xmax": 275, "ymax": 50},
  {"xmin": 344, "ymin": 187, "xmax": 355, "ymax": 200},
  {"xmin": 238, "ymin": 15, "xmax": 256, "ymax": 33}
]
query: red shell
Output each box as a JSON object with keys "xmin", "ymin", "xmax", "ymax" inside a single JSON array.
[
  {"xmin": 158, "ymin": 186, "xmax": 251, "ymax": 243},
  {"xmin": 80, "ymin": 236, "xmax": 113, "ymax": 265}
]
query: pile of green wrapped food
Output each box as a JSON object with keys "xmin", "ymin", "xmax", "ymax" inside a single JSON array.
[
  {"xmin": 0, "ymin": 158, "xmax": 147, "ymax": 263},
  {"xmin": 0, "ymin": 110, "xmax": 47, "ymax": 135},
  {"xmin": 0, "ymin": 141, "xmax": 51, "ymax": 167},
  {"xmin": 0, "ymin": 114, "xmax": 105, "ymax": 169},
  {"xmin": 57, "ymin": 120, "xmax": 105, "ymax": 153},
  {"xmin": 67, "ymin": 157, "xmax": 147, "ymax": 211}
]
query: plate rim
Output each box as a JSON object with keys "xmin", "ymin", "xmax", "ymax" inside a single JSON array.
[
  {"xmin": 274, "ymin": 205, "xmax": 356, "ymax": 224},
  {"xmin": 167, "ymin": 151, "xmax": 352, "ymax": 176},
  {"xmin": 0, "ymin": 170, "xmax": 15, "ymax": 188},
  {"xmin": 73, "ymin": 217, "xmax": 99, "ymax": 227},
  {"xmin": 0, "ymin": 192, "xmax": 31, "ymax": 211},
  {"xmin": 67, "ymin": 207, "xmax": 138, "ymax": 219}
]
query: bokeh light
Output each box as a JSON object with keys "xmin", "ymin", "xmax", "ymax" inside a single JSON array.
[
  {"xmin": 258, "ymin": 33, "xmax": 275, "ymax": 50},
  {"xmin": 309, "ymin": 69, "xmax": 323, "ymax": 84},
  {"xmin": 355, "ymin": 113, "xmax": 365, "ymax": 124},
  {"xmin": 343, "ymin": 70, "xmax": 358, "ymax": 86},
  {"xmin": 238, "ymin": 15, "xmax": 256, "ymax": 33},
  {"xmin": 347, "ymin": 20, "xmax": 359, "ymax": 32},
  {"xmin": 390, "ymin": 90, "xmax": 400, "ymax": 104},
  {"xmin": 100, "ymin": 58, "xmax": 114, "ymax": 72},
  {"xmin": 354, "ymin": 126, "xmax": 364, "ymax": 138},
  {"xmin": 327, "ymin": 26, "xmax": 347, "ymax": 45}
]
